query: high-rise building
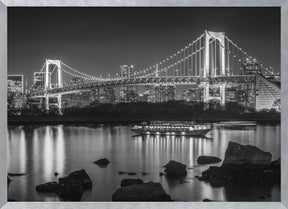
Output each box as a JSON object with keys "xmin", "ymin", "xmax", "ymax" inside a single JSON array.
[
  {"xmin": 154, "ymin": 85, "xmax": 164, "ymax": 103},
  {"xmin": 70, "ymin": 77, "xmax": 85, "ymax": 85},
  {"xmin": 8, "ymin": 75, "xmax": 24, "ymax": 94},
  {"xmin": 7, "ymin": 75, "xmax": 25, "ymax": 109},
  {"xmin": 120, "ymin": 65, "xmax": 134, "ymax": 78},
  {"xmin": 102, "ymin": 87, "xmax": 116, "ymax": 104},
  {"xmin": 119, "ymin": 65, "xmax": 138, "ymax": 102},
  {"xmin": 32, "ymin": 72, "xmax": 45, "ymax": 90},
  {"xmin": 149, "ymin": 85, "xmax": 176, "ymax": 103},
  {"xmin": 241, "ymin": 58, "xmax": 262, "ymax": 75},
  {"xmin": 144, "ymin": 85, "xmax": 155, "ymax": 103},
  {"xmin": 166, "ymin": 85, "xmax": 176, "ymax": 101},
  {"xmin": 120, "ymin": 86, "xmax": 138, "ymax": 103},
  {"xmin": 181, "ymin": 88, "xmax": 201, "ymax": 102}
]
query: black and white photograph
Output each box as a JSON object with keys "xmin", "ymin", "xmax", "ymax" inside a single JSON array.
[{"xmin": 7, "ymin": 7, "xmax": 281, "ymax": 202}]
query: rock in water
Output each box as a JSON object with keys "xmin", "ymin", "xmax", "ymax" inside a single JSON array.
[
  {"xmin": 127, "ymin": 172, "xmax": 137, "ymax": 176},
  {"xmin": 198, "ymin": 142, "xmax": 279, "ymax": 187},
  {"xmin": 164, "ymin": 160, "xmax": 187, "ymax": 178},
  {"xmin": 35, "ymin": 169, "xmax": 92, "ymax": 201},
  {"xmin": 112, "ymin": 181, "xmax": 172, "ymax": 201},
  {"xmin": 68, "ymin": 169, "xmax": 92, "ymax": 190},
  {"xmin": 197, "ymin": 156, "xmax": 222, "ymax": 164},
  {"xmin": 223, "ymin": 142, "xmax": 272, "ymax": 165},
  {"xmin": 203, "ymin": 198, "xmax": 212, "ymax": 202},
  {"xmin": 94, "ymin": 158, "xmax": 110, "ymax": 166},
  {"xmin": 56, "ymin": 179, "xmax": 83, "ymax": 201},
  {"xmin": 121, "ymin": 179, "xmax": 144, "ymax": 187},
  {"xmin": 60, "ymin": 169, "xmax": 92, "ymax": 190},
  {"xmin": 36, "ymin": 182, "xmax": 59, "ymax": 193}
]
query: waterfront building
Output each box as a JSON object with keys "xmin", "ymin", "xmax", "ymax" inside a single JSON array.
[
  {"xmin": 144, "ymin": 85, "xmax": 155, "ymax": 103},
  {"xmin": 7, "ymin": 75, "xmax": 25, "ymax": 109},
  {"xmin": 120, "ymin": 65, "xmax": 134, "ymax": 78},
  {"xmin": 33, "ymin": 72, "xmax": 45, "ymax": 89},
  {"xmin": 241, "ymin": 58, "xmax": 262, "ymax": 75},
  {"xmin": 147, "ymin": 84, "xmax": 176, "ymax": 103},
  {"xmin": 70, "ymin": 77, "xmax": 85, "ymax": 85},
  {"xmin": 8, "ymin": 74, "xmax": 24, "ymax": 94},
  {"xmin": 119, "ymin": 65, "xmax": 138, "ymax": 102},
  {"xmin": 102, "ymin": 87, "xmax": 116, "ymax": 104},
  {"xmin": 182, "ymin": 88, "xmax": 201, "ymax": 102},
  {"xmin": 120, "ymin": 85, "xmax": 138, "ymax": 103}
]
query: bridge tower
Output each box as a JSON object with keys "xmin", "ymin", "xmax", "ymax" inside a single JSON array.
[
  {"xmin": 45, "ymin": 59, "xmax": 62, "ymax": 90},
  {"xmin": 44, "ymin": 59, "xmax": 63, "ymax": 112},
  {"xmin": 202, "ymin": 30, "xmax": 226, "ymax": 106}
]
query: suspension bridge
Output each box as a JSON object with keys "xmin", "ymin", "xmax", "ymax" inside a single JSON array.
[{"xmin": 30, "ymin": 30, "xmax": 280, "ymax": 111}]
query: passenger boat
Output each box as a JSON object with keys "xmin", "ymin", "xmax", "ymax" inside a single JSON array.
[{"xmin": 131, "ymin": 121, "xmax": 213, "ymax": 136}]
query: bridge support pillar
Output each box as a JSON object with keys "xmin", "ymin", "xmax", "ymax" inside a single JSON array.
[
  {"xmin": 220, "ymin": 83, "xmax": 226, "ymax": 107},
  {"xmin": 203, "ymin": 82, "xmax": 210, "ymax": 103},
  {"xmin": 57, "ymin": 94, "xmax": 62, "ymax": 115},
  {"xmin": 45, "ymin": 95, "xmax": 49, "ymax": 111}
]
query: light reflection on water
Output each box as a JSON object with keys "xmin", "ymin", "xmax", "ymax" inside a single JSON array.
[{"xmin": 7, "ymin": 123, "xmax": 280, "ymax": 201}]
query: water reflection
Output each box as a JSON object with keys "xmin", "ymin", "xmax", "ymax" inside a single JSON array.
[{"xmin": 7, "ymin": 123, "xmax": 280, "ymax": 201}]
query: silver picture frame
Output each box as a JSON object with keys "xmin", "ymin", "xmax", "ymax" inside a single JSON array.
[{"xmin": 0, "ymin": 0, "xmax": 287, "ymax": 208}]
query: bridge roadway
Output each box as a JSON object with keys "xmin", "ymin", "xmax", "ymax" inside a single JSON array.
[{"xmin": 31, "ymin": 75, "xmax": 256, "ymax": 97}]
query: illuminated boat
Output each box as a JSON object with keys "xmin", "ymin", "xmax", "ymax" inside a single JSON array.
[{"xmin": 131, "ymin": 121, "xmax": 213, "ymax": 136}]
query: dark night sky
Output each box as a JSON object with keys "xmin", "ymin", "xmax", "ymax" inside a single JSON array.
[{"xmin": 8, "ymin": 7, "xmax": 280, "ymax": 85}]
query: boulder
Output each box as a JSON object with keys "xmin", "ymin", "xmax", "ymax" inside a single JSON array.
[
  {"xmin": 94, "ymin": 158, "xmax": 110, "ymax": 167},
  {"xmin": 198, "ymin": 142, "xmax": 280, "ymax": 187},
  {"xmin": 56, "ymin": 179, "xmax": 83, "ymax": 201},
  {"xmin": 121, "ymin": 179, "xmax": 144, "ymax": 187},
  {"xmin": 112, "ymin": 181, "xmax": 172, "ymax": 201},
  {"xmin": 34, "ymin": 169, "xmax": 92, "ymax": 201},
  {"xmin": 203, "ymin": 198, "xmax": 212, "ymax": 202},
  {"xmin": 127, "ymin": 172, "xmax": 137, "ymax": 176},
  {"xmin": 164, "ymin": 160, "xmax": 187, "ymax": 178},
  {"xmin": 36, "ymin": 182, "xmax": 59, "ymax": 193},
  {"xmin": 59, "ymin": 169, "xmax": 92, "ymax": 190},
  {"xmin": 223, "ymin": 142, "xmax": 272, "ymax": 165},
  {"xmin": 197, "ymin": 156, "xmax": 222, "ymax": 164}
]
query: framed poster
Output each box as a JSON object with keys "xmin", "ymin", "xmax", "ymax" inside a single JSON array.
[{"xmin": 0, "ymin": 0, "xmax": 287, "ymax": 209}]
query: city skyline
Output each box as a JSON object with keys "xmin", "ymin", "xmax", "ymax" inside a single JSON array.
[{"xmin": 8, "ymin": 7, "xmax": 280, "ymax": 85}]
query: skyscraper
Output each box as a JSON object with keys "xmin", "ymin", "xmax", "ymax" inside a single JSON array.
[
  {"xmin": 150, "ymin": 85, "xmax": 176, "ymax": 103},
  {"xmin": 119, "ymin": 65, "xmax": 138, "ymax": 102},
  {"xmin": 241, "ymin": 58, "xmax": 262, "ymax": 75},
  {"xmin": 8, "ymin": 75, "xmax": 24, "ymax": 94},
  {"xmin": 32, "ymin": 72, "xmax": 45, "ymax": 90},
  {"xmin": 120, "ymin": 65, "xmax": 135, "ymax": 78},
  {"xmin": 7, "ymin": 74, "xmax": 25, "ymax": 109},
  {"xmin": 103, "ymin": 87, "xmax": 116, "ymax": 104}
]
